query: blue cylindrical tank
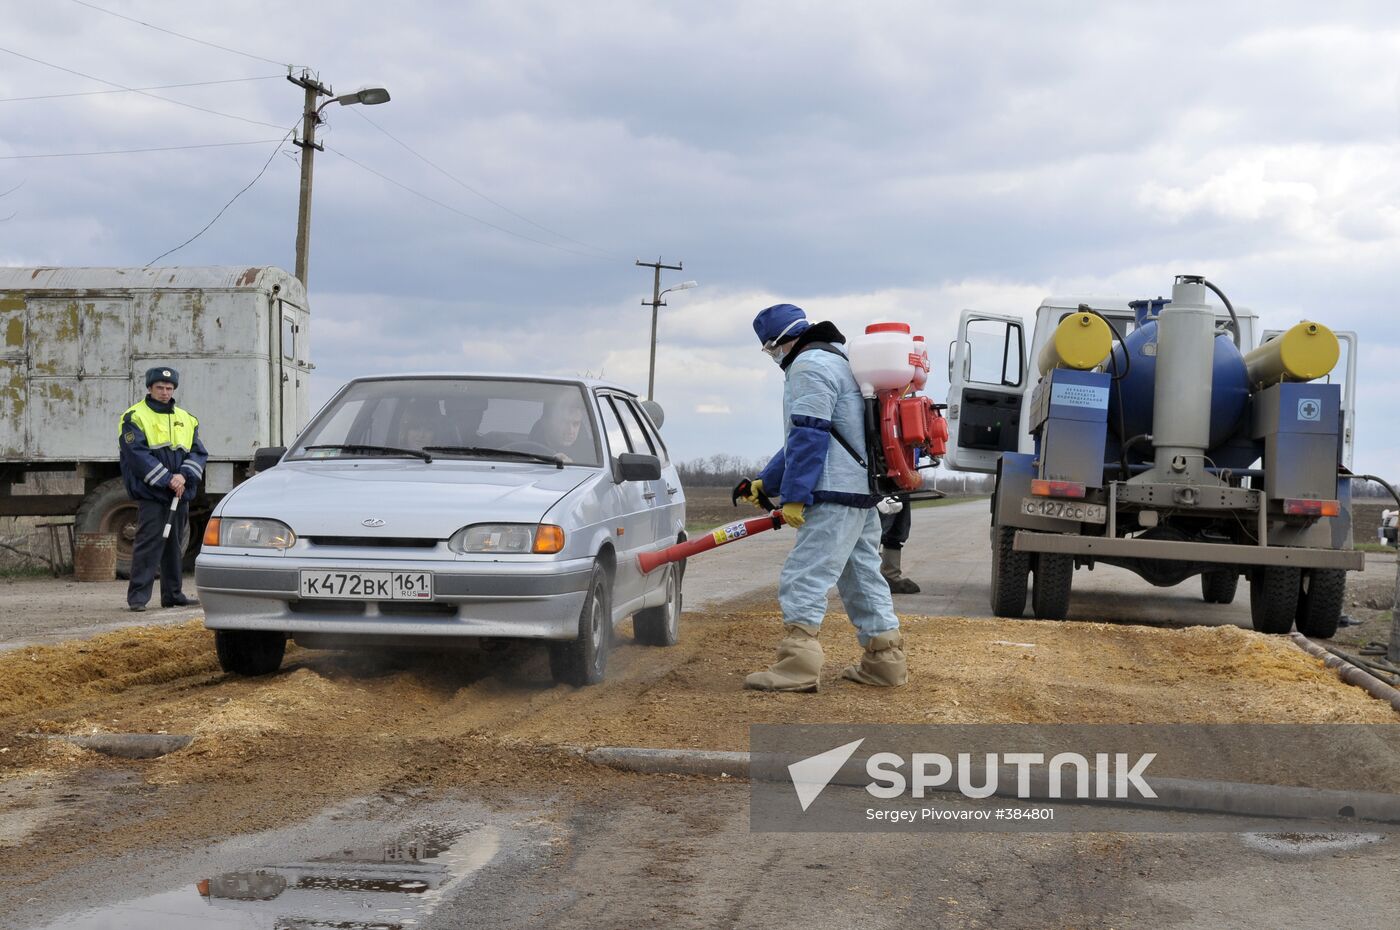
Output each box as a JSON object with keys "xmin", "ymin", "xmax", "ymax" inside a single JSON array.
[{"xmin": 1107, "ymin": 319, "xmax": 1251, "ymax": 458}]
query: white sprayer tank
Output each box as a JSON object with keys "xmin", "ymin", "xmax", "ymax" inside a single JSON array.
[
  {"xmin": 912, "ymin": 335, "xmax": 929, "ymax": 390},
  {"xmin": 849, "ymin": 322, "xmax": 919, "ymax": 398}
]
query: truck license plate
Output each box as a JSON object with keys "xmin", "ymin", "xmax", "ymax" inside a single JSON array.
[
  {"xmin": 1020, "ymin": 497, "xmax": 1107, "ymax": 524},
  {"xmin": 298, "ymin": 571, "xmax": 433, "ymax": 600}
]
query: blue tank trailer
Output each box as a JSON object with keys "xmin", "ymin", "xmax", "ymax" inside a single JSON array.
[{"xmin": 990, "ymin": 275, "xmax": 1361, "ymax": 637}]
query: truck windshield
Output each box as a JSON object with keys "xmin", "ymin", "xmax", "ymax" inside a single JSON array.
[{"xmin": 289, "ymin": 379, "xmax": 603, "ymax": 467}]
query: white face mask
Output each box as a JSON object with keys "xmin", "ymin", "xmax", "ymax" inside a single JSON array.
[{"xmin": 761, "ymin": 318, "xmax": 805, "ymax": 364}]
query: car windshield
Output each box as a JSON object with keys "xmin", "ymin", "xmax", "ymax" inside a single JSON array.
[{"xmin": 289, "ymin": 378, "xmax": 602, "ymax": 467}]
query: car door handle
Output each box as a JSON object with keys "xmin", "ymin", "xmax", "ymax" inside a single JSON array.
[
  {"xmin": 642, "ymin": 491, "xmax": 657, "ymax": 500},
  {"xmin": 666, "ymin": 486, "xmax": 679, "ymax": 495}
]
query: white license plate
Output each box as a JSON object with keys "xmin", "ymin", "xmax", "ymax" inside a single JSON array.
[
  {"xmin": 298, "ymin": 570, "xmax": 433, "ymax": 600},
  {"xmin": 1020, "ymin": 497, "xmax": 1107, "ymax": 524}
]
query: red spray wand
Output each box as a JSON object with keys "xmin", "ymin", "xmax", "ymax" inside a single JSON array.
[{"xmin": 637, "ymin": 477, "xmax": 788, "ymax": 574}]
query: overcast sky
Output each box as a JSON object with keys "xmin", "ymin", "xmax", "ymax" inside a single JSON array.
[{"xmin": 3, "ymin": 1, "xmax": 1399, "ymax": 476}]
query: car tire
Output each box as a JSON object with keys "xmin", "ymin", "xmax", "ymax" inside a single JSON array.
[
  {"xmin": 990, "ymin": 524, "xmax": 1030, "ymax": 618},
  {"xmin": 1249, "ymin": 566, "xmax": 1300, "ymax": 635},
  {"xmin": 214, "ymin": 629, "xmax": 286, "ymax": 676},
  {"xmin": 634, "ymin": 564, "xmax": 681, "ymax": 646},
  {"xmin": 549, "ymin": 562, "xmax": 611, "ymax": 686},
  {"xmin": 1200, "ymin": 571, "xmax": 1239, "ymax": 604},
  {"xmin": 1294, "ymin": 569, "xmax": 1346, "ymax": 640}
]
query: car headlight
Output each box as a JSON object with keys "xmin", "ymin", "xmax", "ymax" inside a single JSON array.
[
  {"xmin": 450, "ymin": 523, "xmax": 565, "ymax": 554},
  {"xmin": 206, "ymin": 517, "xmax": 296, "ymax": 549}
]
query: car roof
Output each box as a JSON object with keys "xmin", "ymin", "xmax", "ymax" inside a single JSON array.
[{"xmin": 346, "ymin": 372, "xmax": 638, "ymax": 396}]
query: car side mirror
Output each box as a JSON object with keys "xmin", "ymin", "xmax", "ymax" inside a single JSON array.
[
  {"xmin": 639, "ymin": 399, "xmax": 665, "ymax": 429},
  {"xmin": 253, "ymin": 447, "xmax": 286, "ymax": 473},
  {"xmin": 616, "ymin": 452, "xmax": 661, "ymax": 482}
]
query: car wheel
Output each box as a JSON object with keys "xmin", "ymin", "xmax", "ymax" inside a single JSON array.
[
  {"xmin": 1249, "ymin": 566, "xmax": 1300, "ymax": 635},
  {"xmin": 634, "ymin": 565, "xmax": 681, "ymax": 646},
  {"xmin": 214, "ymin": 630, "xmax": 286, "ymax": 676},
  {"xmin": 549, "ymin": 562, "xmax": 612, "ymax": 686}
]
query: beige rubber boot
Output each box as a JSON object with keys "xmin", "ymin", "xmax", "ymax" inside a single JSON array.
[
  {"xmin": 880, "ymin": 549, "xmax": 920, "ymax": 594},
  {"xmin": 841, "ymin": 631, "xmax": 908, "ymax": 687},
  {"xmin": 744, "ymin": 624, "xmax": 823, "ymax": 692}
]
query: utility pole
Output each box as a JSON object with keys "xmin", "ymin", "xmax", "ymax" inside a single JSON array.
[
  {"xmin": 637, "ymin": 257, "xmax": 683, "ymax": 401},
  {"xmin": 289, "ymin": 70, "xmax": 331, "ymax": 289}
]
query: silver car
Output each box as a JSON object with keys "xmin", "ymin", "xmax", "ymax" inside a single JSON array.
[{"xmin": 196, "ymin": 375, "xmax": 687, "ymax": 685}]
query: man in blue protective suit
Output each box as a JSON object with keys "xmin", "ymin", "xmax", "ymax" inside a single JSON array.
[
  {"xmin": 741, "ymin": 304, "xmax": 908, "ymax": 692},
  {"xmin": 119, "ymin": 367, "xmax": 209, "ymax": 611}
]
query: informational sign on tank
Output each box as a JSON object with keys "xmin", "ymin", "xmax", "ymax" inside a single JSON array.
[{"xmin": 1049, "ymin": 382, "xmax": 1109, "ymax": 410}]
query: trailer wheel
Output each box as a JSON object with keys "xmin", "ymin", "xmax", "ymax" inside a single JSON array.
[
  {"xmin": 75, "ymin": 478, "xmax": 139, "ymax": 579},
  {"xmin": 1200, "ymin": 571, "xmax": 1239, "ymax": 604},
  {"xmin": 989, "ymin": 525, "xmax": 1030, "ymax": 617},
  {"xmin": 1294, "ymin": 569, "xmax": 1346, "ymax": 640},
  {"xmin": 1031, "ymin": 553, "xmax": 1073, "ymax": 620},
  {"xmin": 214, "ymin": 630, "xmax": 286, "ymax": 676},
  {"xmin": 1248, "ymin": 566, "xmax": 1300, "ymax": 634}
]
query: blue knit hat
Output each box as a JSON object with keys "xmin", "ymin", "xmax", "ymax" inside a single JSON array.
[
  {"xmin": 753, "ymin": 303, "xmax": 810, "ymax": 346},
  {"xmin": 145, "ymin": 366, "xmax": 179, "ymax": 388}
]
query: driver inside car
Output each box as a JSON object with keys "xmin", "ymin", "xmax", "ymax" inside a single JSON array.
[{"xmin": 528, "ymin": 398, "xmax": 587, "ymax": 462}]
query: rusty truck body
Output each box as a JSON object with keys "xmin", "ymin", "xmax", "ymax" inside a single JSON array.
[{"xmin": 0, "ymin": 266, "xmax": 310, "ymax": 574}]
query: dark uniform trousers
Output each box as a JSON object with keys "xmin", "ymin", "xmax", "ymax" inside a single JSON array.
[
  {"xmin": 127, "ymin": 498, "xmax": 190, "ymax": 608},
  {"xmin": 880, "ymin": 493, "xmax": 912, "ymax": 550}
]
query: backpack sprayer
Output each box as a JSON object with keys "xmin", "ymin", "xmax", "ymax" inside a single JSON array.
[{"xmin": 637, "ymin": 322, "xmax": 951, "ymax": 575}]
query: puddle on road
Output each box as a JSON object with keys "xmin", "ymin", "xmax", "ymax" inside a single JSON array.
[
  {"xmin": 1241, "ymin": 831, "xmax": 1387, "ymax": 856},
  {"xmin": 26, "ymin": 822, "xmax": 501, "ymax": 929}
]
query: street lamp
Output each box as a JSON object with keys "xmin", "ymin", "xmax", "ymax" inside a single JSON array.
[
  {"xmin": 641, "ymin": 269, "xmax": 698, "ymax": 401},
  {"xmin": 290, "ymin": 72, "xmax": 391, "ymax": 288}
]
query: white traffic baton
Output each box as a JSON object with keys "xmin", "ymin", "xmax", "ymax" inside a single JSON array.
[{"xmin": 161, "ymin": 492, "xmax": 181, "ymax": 539}]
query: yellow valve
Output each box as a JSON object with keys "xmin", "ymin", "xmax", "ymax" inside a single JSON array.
[
  {"xmin": 1242, "ymin": 320, "xmax": 1339, "ymax": 387},
  {"xmin": 1036, "ymin": 312, "xmax": 1113, "ymax": 375}
]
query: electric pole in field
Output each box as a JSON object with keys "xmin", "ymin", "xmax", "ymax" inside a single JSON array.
[
  {"xmin": 288, "ymin": 69, "xmax": 392, "ymax": 290},
  {"xmin": 636, "ymin": 257, "xmax": 696, "ymax": 401},
  {"xmin": 290, "ymin": 71, "xmax": 330, "ymax": 289}
]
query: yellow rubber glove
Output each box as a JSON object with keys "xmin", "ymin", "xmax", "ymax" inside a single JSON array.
[
  {"xmin": 740, "ymin": 478, "xmax": 767, "ymax": 509},
  {"xmin": 780, "ymin": 501, "xmax": 806, "ymax": 528}
]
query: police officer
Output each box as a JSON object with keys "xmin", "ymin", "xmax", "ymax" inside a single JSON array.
[
  {"xmin": 119, "ymin": 367, "xmax": 208, "ymax": 611},
  {"xmin": 740, "ymin": 304, "xmax": 908, "ymax": 692}
]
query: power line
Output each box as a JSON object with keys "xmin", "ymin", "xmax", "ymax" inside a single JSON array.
[
  {"xmin": 324, "ymin": 145, "xmax": 610, "ymax": 261},
  {"xmin": 67, "ymin": 0, "xmax": 298, "ymax": 69},
  {"xmin": 0, "ymin": 46, "xmax": 286, "ymax": 130},
  {"xmin": 348, "ymin": 107, "xmax": 622, "ymax": 260},
  {"xmin": 0, "ymin": 139, "xmax": 285, "ymax": 161},
  {"xmin": 0, "ymin": 74, "xmax": 283, "ymax": 104},
  {"xmin": 146, "ymin": 126, "xmax": 296, "ymax": 266}
]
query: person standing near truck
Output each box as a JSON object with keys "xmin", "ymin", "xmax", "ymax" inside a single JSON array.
[
  {"xmin": 119, "ymin": 367, "xmax": 208, "ymax": 611},
  {"xmin": 740, "ymin": 303, "xmax": 908, "ymax": 692}
]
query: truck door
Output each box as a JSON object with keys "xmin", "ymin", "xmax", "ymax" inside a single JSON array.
[
  {"xmin": 1261, "ymin": 327, "xmax": 1357, "ymax": 469},
  {"xmin": 943, "ymin": 310, "xmax": 1028, "ymax": 473},
  {"xmin": 276, "ymin": 300, "xmax": 304, "ymax": 444}
]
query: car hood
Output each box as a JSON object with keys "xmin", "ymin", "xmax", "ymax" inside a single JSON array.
[{"xmin": 219, "ymin": 460, "xmax": 593, "ymax": 539}]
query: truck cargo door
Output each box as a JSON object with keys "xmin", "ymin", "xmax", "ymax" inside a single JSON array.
[
  {"xmin": 944, "ymin": 310, "xmax": 1028, "ymax": 474},
  {"xmin": 276, "ymin": 301, "xmax": 303, "ymax": 445},
  {"xmin": 1261, "ymin": 327, "xmax": 1357, "ymax": 470},
  {"xmin": 26, "ymin": 298, "xmax": 132, "ymax": 460},
  {"xmin": 0, "ymin": 293, "xmax": 25, "ymax": 457}
]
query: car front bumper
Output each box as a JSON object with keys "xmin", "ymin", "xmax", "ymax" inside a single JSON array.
[{"xmin": 195, "ymin": 553, "xmax": 593, "ymax": 643}]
